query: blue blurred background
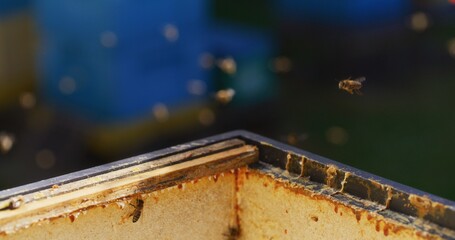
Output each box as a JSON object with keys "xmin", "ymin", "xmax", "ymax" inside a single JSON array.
[{"xmin": 1, "ymin": 0, "xmax": 455, "ymax": 200}]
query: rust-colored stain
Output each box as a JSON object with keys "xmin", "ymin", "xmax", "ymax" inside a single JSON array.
[
  {"xmin": 273, "ymin": 183, "xmax": 280, "ymax": 191},
  {"xmin": 263, "ymin": 182, "xmax": 268, "ymax": 187},
  {"xmin": 384, "ymin": 224, "xmax": 390, "ymax": 236},
  {"xmin": 367, "ymin": 214, "xmax": 373, "ymax": 221},
  {"xmin": 245, "ymin": 169, "xmax": 445, "ymax": 240},
  {"xmin": 177, "ymin": 184, "xmax": 183, "ymax": 189},
  {"xmin": 68, "ymin": 214, "xmax": 75, "ymax": 223},
  {"xmin": 352, "ymin": 209, "xmax": 362, "ymax": 222},
  {"xmin": 234, "ymin": 167, "xmax": 248, "ymax": 239},
  {"xmin": 310, "ymin": 216, "xmax": 319, "ymax": 222},
  {"xmin": 375, "ymin": 221, "xmax": 381, "ymax": 232},
  {"xmin": 284, "ymin": 229, "xmax": 288, "ymax": 234},
  {"xmin": 247, "ymin": 169, "xmax": 353, "ymax": 211},
  {"xmin": 355, "ymin": 211, "xmax": 361, "ymax": 221},
  {"xmin": 234, "ymin": 169, "xmax": 246, "ymax": 192},
  {"xmin": 244, "ymin": 170, "xmax": 250, "ymax": 180},
  {"xmin": 234, "ymin": 169, "xmax": 239, "ymax": 192},
  {"xmin": 370, "ymin": 218, "xmax": 409, "ymax": 238}
]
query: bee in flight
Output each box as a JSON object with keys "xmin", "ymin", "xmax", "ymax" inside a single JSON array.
[
  {"xmin": 129, "ymin": 198, "xmax": 144, "ymax": 223},
  {"xmin": 338, "ymin": 76, "xmax": 366, "ymax": 95}
]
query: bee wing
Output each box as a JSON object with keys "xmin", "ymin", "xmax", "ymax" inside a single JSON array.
[{"xmin": 355, "ymin": 76, "xmax": 366, "ymax": 82}]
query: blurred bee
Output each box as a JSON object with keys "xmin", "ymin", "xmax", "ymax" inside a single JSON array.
[
  {"xmin": 280, "ymin": 133, "xmax": 309, "ymax": 146},
  {"xmin": 215, "ymin": 88, "xmax": 236, "ymax": 104},
  {"xmin": 338, "ymin": 76, "xmax": 366, "ymax": 95},
  {"xmin": 129, "ymin": 198, "xmax": 144, "ymax": 223},
  {"xmin": 217, "ymin": 57, "xmax": 236, "ymax": 75},
  {"xmin": 0, "ymin": 132, "xmax": 15, "ymax": 154}
]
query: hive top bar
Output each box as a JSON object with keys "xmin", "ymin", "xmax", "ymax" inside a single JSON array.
[{"xmin": 0, "ymin": 130, "xmax": 454, "ymax": 236}]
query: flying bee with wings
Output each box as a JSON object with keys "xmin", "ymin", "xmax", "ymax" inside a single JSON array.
[{"xmin": 338, "ymin": 76, "xmax": 366, "ymax": 95}]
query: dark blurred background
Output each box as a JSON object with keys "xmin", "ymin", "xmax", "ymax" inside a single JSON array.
[{"xmin": 1, "ymin": 0, "xmax": 455, "ymax": 200}]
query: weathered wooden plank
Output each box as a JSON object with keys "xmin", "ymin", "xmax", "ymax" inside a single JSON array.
[{"xmin": 0, "ymin": 139, "xmax": 258, "ymax": 235}]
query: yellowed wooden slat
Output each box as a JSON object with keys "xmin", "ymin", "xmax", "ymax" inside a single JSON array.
[{"xmin": 0, "ymin": 140, "xmax": 258, "ymax": 235}]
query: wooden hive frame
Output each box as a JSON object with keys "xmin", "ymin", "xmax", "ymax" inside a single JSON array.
[{"xmin": 0, "ymin": 130, "xmax": 454, "ymax": 239}]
